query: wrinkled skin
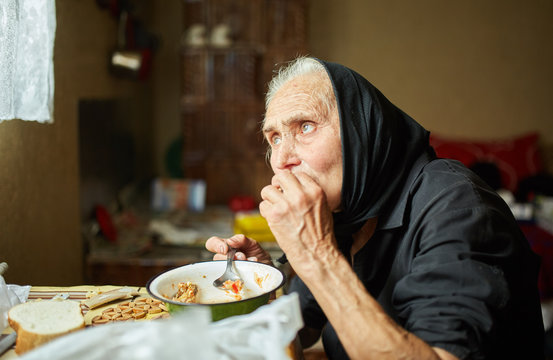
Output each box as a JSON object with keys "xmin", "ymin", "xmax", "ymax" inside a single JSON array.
[{"xmin": 206, "ymin": 71, "xmax": 342, "ymax": 272}]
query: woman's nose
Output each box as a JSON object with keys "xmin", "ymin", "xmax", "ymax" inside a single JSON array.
[{"xmin": 272, "ymin": 138, "xmax": 301, "ymax": 171}]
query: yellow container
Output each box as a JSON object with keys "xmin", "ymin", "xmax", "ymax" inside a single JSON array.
[{"xmin": 233, "ymin": 212, "xmax": 275, "ymax": 242}]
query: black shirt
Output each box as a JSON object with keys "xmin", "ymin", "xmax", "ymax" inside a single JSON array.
[
  {"xmin": 291, "ymin": 156, "xmax": 544, "ymax": 359},
  {"xmin": 285, "ymin": 59, "xmax": 545, "ymax": 359}
]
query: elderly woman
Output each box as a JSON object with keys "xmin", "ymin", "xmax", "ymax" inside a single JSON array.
[{"xmin": 206, "ymin": 57, "xmax": 544, "ymax": 359}]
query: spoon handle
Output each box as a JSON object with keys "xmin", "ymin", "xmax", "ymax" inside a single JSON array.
[{"xmin": 226, "ymin": 247, "xmax": 237, "ymax": 268}]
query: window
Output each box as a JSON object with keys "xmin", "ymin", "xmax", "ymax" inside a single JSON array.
[{"xmin": 0, "ymin": 0, "xmax": 56, "ymax": 123}]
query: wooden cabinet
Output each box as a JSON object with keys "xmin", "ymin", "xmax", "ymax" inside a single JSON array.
[{"xmin": 180, "ymin": 0, "xmax": 308, "ymax": 204}]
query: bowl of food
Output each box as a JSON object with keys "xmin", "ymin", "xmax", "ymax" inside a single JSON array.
[{"xmin": 146, "ymin": 260, "xmax": 286, "ymax": 321}]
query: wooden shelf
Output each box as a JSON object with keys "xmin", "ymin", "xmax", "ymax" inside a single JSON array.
[{"xmin": 180, "ymin": 0, "xmax": 309, "ymax": 204}]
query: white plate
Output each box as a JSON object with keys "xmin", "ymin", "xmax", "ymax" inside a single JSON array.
[{"xmin": 147, "ymin": 260, "xmax": 285, "ymax": 305}]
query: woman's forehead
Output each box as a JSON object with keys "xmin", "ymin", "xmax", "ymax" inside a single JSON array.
[{"xmin": 264, "ymin": 73, "xmax": 336, "ymax": 129}]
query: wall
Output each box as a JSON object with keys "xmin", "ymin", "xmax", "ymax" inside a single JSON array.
[
  {"xmin": 1, "ymin": 0, "xmax": 552, "ymax": 286},
  {"xmin": 309, "ymin": 0, "xmax": 553, "ymax": 170},
  {"xmin": 148, "ymin": 0, "xmax": 553, "ymax": 191},
  {"xmin": 0, "ymin": 0, "xmax": 152, "ymax": 286}
]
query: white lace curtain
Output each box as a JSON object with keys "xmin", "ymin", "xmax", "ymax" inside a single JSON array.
[{"xmin": 0, "ymin": 0, "xmax": 56, "ymax": 123}]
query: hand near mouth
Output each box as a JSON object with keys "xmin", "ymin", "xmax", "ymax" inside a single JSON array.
[{"xmin": 259, "ymin": 171, "xmax": 338, "ymax": 275}]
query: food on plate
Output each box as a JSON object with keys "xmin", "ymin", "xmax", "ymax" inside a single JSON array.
[
  {"xmin": 171, "ymin": 281, "xmax": 199, "ymax": 303},
  {"xmin": 164, "ymin": 279, "xmax": 245, "ymax": 304},
  {"xmin": 8, "ymin": 299, "xmax": 85, "ymax": 354},
  {"xmin": 254, "ymin": 272, "xmax": 268, "ymax": 288},
  {"xmin": 221, "ymin": 279, "xmax": 244, "ymax": 300},
  {"xmin": 90, "ymin": 297, "xmax": 169, "ymax": 325},
  {"xmin": 222, "ymin": 279, "xmax": 243, "ymax": 294},
  {"xmin": 147, "ymin": 261, "xmax": 285, "ymax": 322}
]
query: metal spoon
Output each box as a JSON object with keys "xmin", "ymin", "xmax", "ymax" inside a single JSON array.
[{"xmin": 213, "ymin": 247, "xmax": 242, "ymax": 289}]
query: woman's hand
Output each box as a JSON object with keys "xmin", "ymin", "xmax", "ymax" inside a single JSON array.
[
  {"xmin": 205, "ymin": 234, "xmax": 273, "ymax": 266},
  {"xmin": 259, "ymin": 171, "xmax": 338, "ymax": 275}
]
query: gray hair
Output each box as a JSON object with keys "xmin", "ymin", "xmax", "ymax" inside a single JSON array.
[{"xmin": 264, "ymin": 57, "xmax": 335, "ymax": 123}]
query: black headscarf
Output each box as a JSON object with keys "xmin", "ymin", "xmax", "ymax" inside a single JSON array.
[{"xmin": 316, "ymin": 59, "xmax": 433, "ymax": 255}]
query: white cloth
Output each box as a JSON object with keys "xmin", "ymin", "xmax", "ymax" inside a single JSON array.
[
  {"xmin": 19, "ymin": 293, "xmax": 303, "ymax": 360},
  {"xmin": 0, "ymin": 0, "xmax": 56, "ymax": 123},
  {"xmin": 0, "ymin": 275, "xmax": 31, "ymax": 331}
]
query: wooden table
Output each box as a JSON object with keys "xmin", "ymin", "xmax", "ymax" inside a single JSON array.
[{"xmin": 1, "ymin": 285, "xmax": 143, "ymax": 359}]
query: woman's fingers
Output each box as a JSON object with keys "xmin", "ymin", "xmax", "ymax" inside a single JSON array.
[
  {"xmin": 260, "ymin": 183, "xmax": 285, "ymax": 204},
  {"xmin": 206, "ymin": 234, "xmax": 250, "ymax": 253},
  {"xmin": 212, "ymin": 253, "xmax": 228, "ymax": 261},
  {"xmin": 212, "ymin": 252, "xmax": 257, "ymax": 262},
  {"xmin": 205, "ymin": 236, "xmax": 228, "ymax": 255},
  {"xmin": 272, "ymin": 171, "xmax": 303, "ymax": 195},
  {"xmin": 294, "ymin": 171, "xmax": 321, "ymax": 190},
  {"xmin": 205, "ymin": 234, "xmax": 271, "ymax": 265},
  {"xmin": 226, "ymin": 234, "xmax": 252, "ymax": 249}
]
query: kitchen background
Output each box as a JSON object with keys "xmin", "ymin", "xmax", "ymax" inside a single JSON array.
[{"xmin": 1, "ymin": 0, "xmax": 552, "ymax": 286}]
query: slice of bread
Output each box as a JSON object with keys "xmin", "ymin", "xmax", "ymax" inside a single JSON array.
[{"xmin": 8, "ymin": 299, "xmax": 85, "ymax": 354}]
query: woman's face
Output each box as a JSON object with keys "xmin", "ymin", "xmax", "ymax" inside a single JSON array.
[{"xmin": 262, "ymin": 72, "xmax": 343, "ymax": 211}]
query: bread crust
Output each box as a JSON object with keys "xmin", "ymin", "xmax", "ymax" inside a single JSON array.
[
  {"xmin": 8, "ymin": 320, "xmax": 85, "ymax": 355},
  {"xmin": 7, "ymin": 301, "xmax": 85, "ymax": 355}
]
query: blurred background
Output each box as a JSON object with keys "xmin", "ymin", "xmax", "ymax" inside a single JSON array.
[{"xmin": 0, "ymin": 0, "xmax": 552, "ymax": 288}]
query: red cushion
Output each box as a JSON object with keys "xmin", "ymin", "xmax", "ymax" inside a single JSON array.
[{"xmin": 429, "ymin": 132, "xmax": 543, "ymax": 192}]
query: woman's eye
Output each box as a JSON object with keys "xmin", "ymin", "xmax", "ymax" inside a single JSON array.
[
  {"xmin": 271, "ymin": 135, "xmax": 281, "ymax": 145},
  {"xmin": 301, "ymin": 122, "xmax": 315, "ymax": 134}
]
